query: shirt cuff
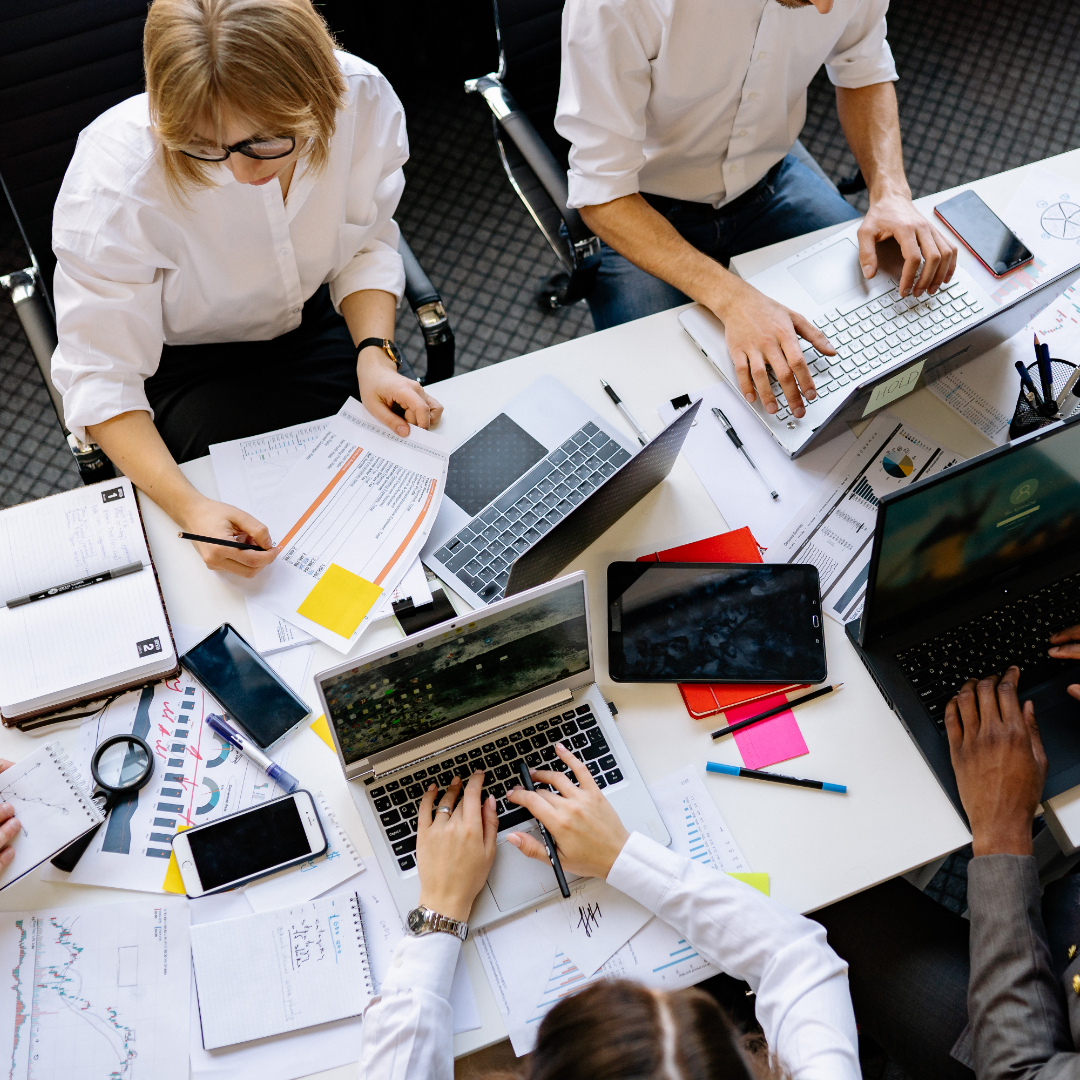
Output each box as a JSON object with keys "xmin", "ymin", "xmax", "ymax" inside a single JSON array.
[
  {"xmin": 380, "ymin": 932, "xmax": 462, "ymax": 1000},
  {"xmin": 565, "ymin": 170, "xmax": 641, "ymax": 211},
  {"xmin": 329, "ymin": 250, "xmax": 406, "ymax": 309},
  {"xmin": 606, "ymin": 830, "xmax": 688, "ymax": 912},
  {"xmin": 825, "ymin": 41, "xmax": 898, "ymax": 90}
]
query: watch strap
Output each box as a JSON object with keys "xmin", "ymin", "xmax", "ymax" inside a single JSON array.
[
  {"xmin": 356, "ymin": 336, "xmax": 403, "ymax": 370},
  {"xmin": 407, "ymin": 906, "xmax": 468, "ymax": 941}
]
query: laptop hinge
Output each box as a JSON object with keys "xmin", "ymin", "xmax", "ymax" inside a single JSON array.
[{"xmin": 368, "ymin": 687, "xmax": 575, "ymax": 779}]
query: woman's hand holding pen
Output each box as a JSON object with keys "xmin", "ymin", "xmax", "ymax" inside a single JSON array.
[
  {"xmin": 357, "ymin": 348, "xmax": 444, "ymax": 439},
  {"xmin": 416, "ymin": 772, "xmax": 498, "ymax": 923},
  {"xmin": 506, "ymin": 743, "xmax": 629, "ymax": 880},
  {"xmin": 180, "ymin": 497, "xmax": 277, "ymax": 578},
  {"xmin": 0, "ymin": 761, "xmax": 20, "ymax": 871},
  {"xmin": 1049, "ymin": 622, "xmax": 1080, "ymax": 700}
]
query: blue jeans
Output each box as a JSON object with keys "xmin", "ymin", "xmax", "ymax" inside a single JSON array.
[{"xmin": 587, "ymin": 154, "xmax": 860, "ymax": 331}]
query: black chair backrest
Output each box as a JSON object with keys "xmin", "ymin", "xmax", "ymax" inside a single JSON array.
[
  {"xmin": 1, "ymin": 0, "xmax": 148, "ymax": 307},
  {"xmin": 493, "ymin": 0, "xmax": 569, "ymax": 165}
]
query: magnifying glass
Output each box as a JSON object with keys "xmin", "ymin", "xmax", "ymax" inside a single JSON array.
[{"xmin": 51, "ymin": 734, "xmax": 156, "ymax": 873}]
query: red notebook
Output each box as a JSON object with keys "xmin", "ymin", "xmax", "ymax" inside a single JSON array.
[{"xmin": 636, "ymin": 527, "xmax": 807, "ymax": 720}]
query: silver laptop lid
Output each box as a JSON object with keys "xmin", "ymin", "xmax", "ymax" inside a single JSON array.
[{"xmin": 314, "ymin": 572, "xmax": 594, "ymax": 780}]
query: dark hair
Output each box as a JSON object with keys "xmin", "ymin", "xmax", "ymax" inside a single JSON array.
[{"xmin": 515, "ymin": 980, "xmax": 787, "ymax": 1080}]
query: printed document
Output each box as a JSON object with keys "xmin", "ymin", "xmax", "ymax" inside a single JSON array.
[
  {"xmin": 765, "ymin": 413, "xmax": 965, "ymax": 624},
  {"xmin": 220, "ymin": 400, "xmax": 449, "ymax": 652}
]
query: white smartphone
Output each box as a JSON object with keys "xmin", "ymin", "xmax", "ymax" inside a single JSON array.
[{"xmin": 172, "ymin": 790, "xmax": 327, "ymax": 898}]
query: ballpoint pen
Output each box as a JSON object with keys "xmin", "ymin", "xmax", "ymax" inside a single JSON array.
[
  {"xmin": 517, "ymin": 761, "xmax": 570, "ymax": 897},
  {"xmin": 1056, "ymin": 365, "xmax": 1080, "ymax": 415},
  {"xmin": 206, "ymin": 713, "xmax": 300, "ymax": 793},
  {"xmin": 1014, "ymin": 361, "xmax": 1046, "ymax": 412},
  {"xmin": 711, "ymin": 408, "xmax": 779, "ymax": 500},
  {"xmin": 1035, "ymin": 334, "xmax": 1055, "ymax": 406},
  {"xmin": 600, "ymin": 379, "xmax": 648, "ymax": 446}
]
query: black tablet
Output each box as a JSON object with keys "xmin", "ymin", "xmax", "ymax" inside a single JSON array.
[{"xmin": 607, "ymin": 562, "xmax": 827, "ymax": 684}]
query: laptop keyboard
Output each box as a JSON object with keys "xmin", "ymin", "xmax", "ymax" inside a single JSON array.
[
  {"xmin": 433, "ymin": 421, "xmax": 632, "ymax": 603},
  {"xmin": 896, "ymin": 574, "xmax": 1080, "ymax": 731},
  {"xmin": 768, "ymin": 279, "xmax": 984, "ymax": 422},
  {"xmin": 364, "ymin": 703, "xmax": 625, "ymax": 872}
]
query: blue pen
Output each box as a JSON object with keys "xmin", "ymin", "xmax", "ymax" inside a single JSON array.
[
  {"xmin": 1014, "ymin": 360, "xmax": 1045, "ymax": 411},
  {"xmin": 706, "ymin": 761, "xmax": 846, "ymax": 793},
  {"xmin": 206, "ymin": 713, "xmax": 300, "ymax": 793},
  {"xmin": 1035, "ymin": 334, "xmax": 1055, "ymax": 406}
]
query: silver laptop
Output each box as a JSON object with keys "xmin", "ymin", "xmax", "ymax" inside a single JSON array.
[
  {"xmin": 314, "ymin": 572, "xmax": 671, "ymax": 929},
  {"xmin": 680, "ymin": 220, "xmax": 1080, "ymax": 457},
  {"xmin": 422, "ymin": 374, "xmax": 699, "ymax": 606}
]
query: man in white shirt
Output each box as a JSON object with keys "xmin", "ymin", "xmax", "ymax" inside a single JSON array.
[{"xmin": 556, "ymin": 0, "xmax": 957, "ymax": 421}]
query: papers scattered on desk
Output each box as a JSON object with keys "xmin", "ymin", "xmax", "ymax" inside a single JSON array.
[
  {"xmin": 0, "ymin": 898, "xmax": 190, "ymax": 1080},
  {"xmin": 40, "ymin": 672, "xmax": 298, "ymax": 894},
  {"xmin": 214, "ymin": 400, "xmax": 449, "ymax": 653},
  {"xmin": 765, "ymin": 413, "xmax": 965, "ymax": 624},
  {"xmin": 657, "ymin": 380, "xmax": 855, "ymax": 548}
]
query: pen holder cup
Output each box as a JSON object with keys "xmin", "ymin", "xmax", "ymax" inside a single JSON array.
[{"xmin": 1009, "ymin": 359, "xmax": 1077, "ymax": 440}]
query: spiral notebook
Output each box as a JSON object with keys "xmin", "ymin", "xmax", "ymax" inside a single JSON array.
[
  {"xmin": 191, "ymin": 892, "xmax": 373, "ymax": 1049},
  {"xmin": 0, "ymin": 741, "xmax": 105, "ymax": 891}
]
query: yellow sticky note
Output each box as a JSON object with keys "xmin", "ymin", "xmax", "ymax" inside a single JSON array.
[
  {"xmin": 310, "ymin": 714, "xmax": 335, "ymax": 751},
  {"xmin": 297, "ymin": 564, "xmax": 383, "ymax": 639},
  {"xmin": 161, "ymin": 825, "xmax": 191, "ymax": 895},
  {"xmin": 727, "ymin": 872, "xmax": 770, "ymax": 895}
]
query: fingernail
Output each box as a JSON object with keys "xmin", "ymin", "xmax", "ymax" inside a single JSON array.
[
  {"xmin": 794, "ymin": 407, "xmax": 805, "ymax": 418},
  {"xmin": 861, "ymin": 264, "xmax": 872, "ymax": 278},
  {"xmin": 428, "ymin": 783, "xmax": 436, "ymax": 790},
  {"xmin": 744, "ymin": 393, "xmax": 755, "ymax": 403},
  {"xmin": 766, "ymin": 402, "xmax": 778, "ymax": 414},
  {"xmin": 555, "ymin": 741, "xmax": 565, "ymax": 750}
]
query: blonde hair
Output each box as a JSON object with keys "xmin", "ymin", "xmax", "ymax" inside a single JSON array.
[{"xmin": 144, "ymin": 0, "xmax": 346, "ymax": 195}]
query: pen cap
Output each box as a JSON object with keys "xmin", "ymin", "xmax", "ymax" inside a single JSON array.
[{"xmin": 705, "ymin": 762, "xmax": 740, "ymax": 776}]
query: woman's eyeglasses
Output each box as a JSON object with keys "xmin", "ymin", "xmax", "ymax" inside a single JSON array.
[{"xmin": 177, "ymin": 135, "xmax": 296, "ymax": 162}]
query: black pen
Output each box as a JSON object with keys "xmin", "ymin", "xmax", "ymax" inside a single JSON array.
[
  {"xmin": 1034, "ymin": 334, "xmax": 1055, "ymax": 406},
  {"xmin": 710, "ymin": 682, "xmax": 844, "ymax": 739},
  {"xmin": 517, "ymin": 761, "xmax": 570, "ymax": 898},
  {"xmin": 178, "ymin": 532, "xmax": 267, "ymax": 551},
  {"xmin": 600, "ymin": 379, "xmax": 648, "ymax": 446},
  {"xmin": 712, "ymin": 408, "xmax": 779, "ymax": 501},
  {"xmin": 706, "ymin": 761, "xmax": 846, "ymax": 792},
  {"xmin": 1014, "ymin": 361, "xmax": 1045, "ymax": 411},
  {"xmin": 6, "ymin": 561, "xmax": 143, "ymax": 608}
]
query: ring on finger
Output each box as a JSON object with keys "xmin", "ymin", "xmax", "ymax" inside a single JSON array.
[{"xmin": 436, "ymin": 806, "xmax": 452, "ymax": 815}]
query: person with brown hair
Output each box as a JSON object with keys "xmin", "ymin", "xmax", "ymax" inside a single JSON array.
[
  {"xmin": 50, "ymin": 0, "xmax": 441, "ymax": 578},
  {"xmin": 358, "ymin": 742, "xmax": 859, "ymax": 1079}
]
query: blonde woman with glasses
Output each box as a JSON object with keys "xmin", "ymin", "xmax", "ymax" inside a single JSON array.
[{"xmin": 51, "ymin": 0, "xmax": 442, "ymax": 577}]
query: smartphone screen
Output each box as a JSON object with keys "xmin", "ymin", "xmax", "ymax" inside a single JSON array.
[
  {"xmin": 607, "ymin": 562, "xmax": 827, "ymax": 684},
  {"xmin": 181, "ymin": 623, "xmax": 310, "ymax": 747},
  {"xmin": 184, "ymin": 793, "xmax": 324, "ymax": 892},
  {"xmin": 934, "ymin": 190, "xmax": 1033, "ymax": 276}
]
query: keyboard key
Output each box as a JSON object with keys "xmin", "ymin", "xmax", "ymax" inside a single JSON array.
[
  {"xmin": 562, "ymin": 720, "xmax": 579, "ymax": 735},
  {"xmin": 370, "ymin": 786, "xmax": 385, "ymax": 798},
  {"xmin": 495, "ymin": 737, "xmax": 510, "ymax": 747},
  {"xmin": 498, "ymin": 806, "xmax": 534, "ymax": 831},
  {"xmin": 501, "ymin": 747, "xmax": 520, "ymax": 763},
  {"xmin": 494, "ymin": 764, "xmax": 512, "ymax": 781},
  {"xmin": 400, "ymin": 802, "xmax": 416, "ymax": 818},
  {"xmin": 380, "ymin": 809, "xmax": 401, "ymax": 827},
  {"xmin": 541, "ymin": 745, "xmax": 558, "ymax": 761},
  {"xmin": 390, "ymin": 790, "xmax": 408, "ymax": 806},
  {"xmin": 587, "ymin": 761, "xmax": 602, "ymax": 776},
  {"xmin": 386, "ymin": 822, "xmax": 411, "ymax": 841},
  {"xmin": 595, "ymin": 774, "xmax": 608, "ymax": 789},
  {"xmin": 525, "ymin": 752, "xmax": 542, "ymax": 768},
  {"xmin": 437, "ymin": 771, "xmax": 453, "ymax": 786},
  {"xmin": 604, "ymin": 768, "xmax": 624, "ymax": 785},
  {"xmin": 581, "ymin": 738, "xmax": 610, "ymax": 761},
  {"xmin": 570, "ymin": 732, "xmax": 589, "ymax": 749},
  {"xmin": 398, "ymin": 854, "xmax": 416, "ymax": 871},
  {"xmin": 406, "ymin": 783, "xmax": 424, "ymax": 800},
  {"xmin": 385, "ymin": 780, "xmax": 399, "ymax": 791},
  {"xmin": 468, "ymin": 747, "xmax": 484, "ymax": 759},
  {"xmin": 598, "ymin": 755, "xmax": 617, "ymax": 771},
  {"xmin": 485, "ymin": 753, "xmax": 501, "ymax": 769}
]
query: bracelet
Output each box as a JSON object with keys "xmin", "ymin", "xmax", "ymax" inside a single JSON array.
[{"xmin": 356, "ymin": 336, "xmax": 403, "ymax": 371}]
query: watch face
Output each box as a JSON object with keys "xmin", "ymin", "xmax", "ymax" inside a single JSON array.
[{"xmin": 407, "ymin": 908, "xmax": 426, "ymax": 933}]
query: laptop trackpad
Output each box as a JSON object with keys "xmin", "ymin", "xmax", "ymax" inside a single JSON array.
[
  {"xmin": 487, "ymin": 827, "xmax": 569, "ymax": 911},
  {"xmin": 1021, "ymin": 665, "xmax": 1080, "ymax": 801}
]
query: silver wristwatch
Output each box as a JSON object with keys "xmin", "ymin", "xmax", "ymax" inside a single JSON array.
[{"xmin": 406, "ymin": 906, "xmax": 468, "ymax": 941}]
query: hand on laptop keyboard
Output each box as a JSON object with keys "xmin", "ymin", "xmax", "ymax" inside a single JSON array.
[
  {"xmin": 709, "ymin": 274, "xmax": 827, "ymax": 418},
  {"xmin": 1049, "ymin": 623, "xmax": 1080, "ymax": 701},
  {"xmin": 414, "ymin": 771, "xmax": 498, "ymax": 923},
  {"xmin": 504, "ymin": 742, "xmax": 630, "ymax": 880}
]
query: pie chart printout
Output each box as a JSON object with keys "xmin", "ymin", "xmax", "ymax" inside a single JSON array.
[
  {"xmin": 1041, "ymin": 201, "xmax": 1080, "ymax": 241},
  {"xmin": 882, "ymin": 452, "xmax": 914, "ymax": 479}
]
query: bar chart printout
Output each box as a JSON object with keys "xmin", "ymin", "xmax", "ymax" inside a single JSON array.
[{"xmin": 0, "ymin": 899, "xmax": 190, "ymax": 1080}]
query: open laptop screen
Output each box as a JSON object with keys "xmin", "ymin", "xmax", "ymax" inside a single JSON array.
[
  {"xmin": 867, "ymin": 418, "xmax": 1080, "ymax": 635},
  {"xmin": 321, "ymin": 581, "xmax": 589, "ymax": 765}
]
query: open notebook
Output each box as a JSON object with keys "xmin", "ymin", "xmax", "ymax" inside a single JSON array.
[
  {"xmin": 0, "ymin": 741, "xmax": 105, "ymax": 891},
  {"xmin": 0, "ymin": 478, "xmax": 177, "ymax": 725},
  {"xmin": 191, "ymin": 892, "xmax": 374, "ymax": 1049}
]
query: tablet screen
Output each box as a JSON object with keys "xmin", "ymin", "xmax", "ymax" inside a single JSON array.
[{"xmin": 607, "ymin": 563, "xmax": 826, "ymax": 683}]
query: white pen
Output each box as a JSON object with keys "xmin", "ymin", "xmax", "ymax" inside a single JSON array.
[
  {"xmin": 1056, "ymin": 365, "xmax": 1080, "ymax": 416},
  {"xmin": 600, "ymin": 378, "xmax": 648, "ymax": 446},
  {"xmin": 712, "ymin": 407, "xmax": 779, "ymax": 500}
]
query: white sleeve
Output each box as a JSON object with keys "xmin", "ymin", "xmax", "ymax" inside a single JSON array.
[
  {"xmin": 50, "ymin": 242, "xmax": 165, "ymax": 445},
  {"xmin": 607, "ymin": 832, "xmax": 860, "ymax": 1080},
  {"xmin": 555, "ymin": 0, "xmax": 663, "ymax": 210},
  {"xmin": 358, "ymin": 931, "xmax": 461, "ymax": 1080},
  {"xmin": 329, "ymin": 74, "xmax": 409, "ymax": 308},
  {"xmin": 825, "ymin": 0, "xmax": 898, "ymax": 89}
]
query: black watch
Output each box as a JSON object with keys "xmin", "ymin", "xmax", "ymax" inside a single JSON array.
[{"xmin": 357, "ymin": 336, "xmax": 403, "ymax": 370}]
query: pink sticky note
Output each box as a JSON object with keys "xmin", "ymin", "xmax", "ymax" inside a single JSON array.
[{"xmin": 728, "ymin": 692, "xmax": 809, "ymax": 770}]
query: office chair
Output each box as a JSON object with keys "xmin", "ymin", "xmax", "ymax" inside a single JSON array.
[
  {"xmin": 466, "ymin": 0, "xmax": 862, "ymax": 312},
  {"xmin": 0, "ymin": 0, "xmax": 454, "ymax": 488}
]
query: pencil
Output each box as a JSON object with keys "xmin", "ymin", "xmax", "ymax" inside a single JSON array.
[
  {"xmin": 710, "ymin": 683, "xmax": 844, "ymax": 740},
  {"xmin": 178, "ymin": 532, "xmax": 267, "ymax": 551}
]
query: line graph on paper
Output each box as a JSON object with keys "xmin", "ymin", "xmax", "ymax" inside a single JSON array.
[
  {"xmin": 0, "ymin": 766, "xmax": 74, "ymax": 839},
  {"xmin": 9, "ymin": 916, "xmax": 136, "ymax": 1080}
]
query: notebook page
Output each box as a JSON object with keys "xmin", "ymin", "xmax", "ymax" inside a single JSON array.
[
  {"xmin": 191, "ymin": 892, "xmax": 372, "ymax": 1049},
  {"xmin": 0, "ymin": 742, "xmax": 104, "ymax": 890}
]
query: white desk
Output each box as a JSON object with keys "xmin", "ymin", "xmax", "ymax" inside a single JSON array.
[{"xmin": 5, "ymin": 148, "xmax": 1079, "ymax": 1078}]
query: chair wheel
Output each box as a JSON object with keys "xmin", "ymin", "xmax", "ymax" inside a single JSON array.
[{"xmin": 537, "ymin": 271, "xmax": 571, "ymax": 311}]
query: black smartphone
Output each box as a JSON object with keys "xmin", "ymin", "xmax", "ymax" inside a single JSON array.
[
  {"xmin": 607, "ymin": 562, "xmax": 827, "ymax": 684},
  {"xmin": 172, "ymin": 790, "xmax": 327, "ymax": 897},
  {"xmin": 934, "ymin": 190, "xmax": 1033, "ymax": 277},
  {"xmin": 181, "ymin": 623, "xmax": 310, "ymax": 748}
]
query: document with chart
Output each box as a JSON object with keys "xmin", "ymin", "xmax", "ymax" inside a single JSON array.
[
  {"xmin": 0, "ymin": 898, "xmax": 190, "ymax": 1080},
  {"xmin": 228, "ymin": 399, "xmax": 449, "ymax": 652},
  {"xmin": 765, "ymin": 413, "xmax": 965, "ymax": 625}
]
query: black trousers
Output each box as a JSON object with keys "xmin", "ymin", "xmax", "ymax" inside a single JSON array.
[{"xmin": 145, "ymin": 285, "xmax": 358, "ymax": 463}]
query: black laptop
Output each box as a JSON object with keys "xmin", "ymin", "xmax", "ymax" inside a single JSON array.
[{"xmin": 848, "ymin": 414, "xmax": 1080, "ymax": 819}]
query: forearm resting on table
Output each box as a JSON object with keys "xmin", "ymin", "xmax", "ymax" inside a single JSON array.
[
  {"xmin": 580, "ymin": 195, "xmax": 742, "ymax": 313},
  {"xmin": 87, "ymin": 410, "xmax": 206, "ymax": 527}
]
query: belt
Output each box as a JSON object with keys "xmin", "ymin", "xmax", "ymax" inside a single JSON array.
[{"xmin": 642, "ymin": 157, "xmax": 785, "ymax": 218}]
